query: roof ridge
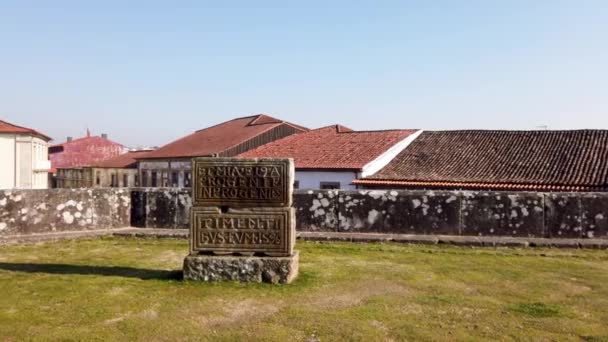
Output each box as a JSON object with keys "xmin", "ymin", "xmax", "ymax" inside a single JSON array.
[
  {"xmin": 51, "ymin": 135, "xmax": 125, "ymax": 148},
  {"xmin": 425, "ymin": 129, "xmax": 608, "ymax": 134},
  {"xmin": 0, "ymin": 119, "xmax": 52, "ymax": 141},
  {"xmin": 247, "ymin": 114, "xmax": 283, "ymax": 126},
  {"xmin": 339, "ymin": 128, "xmax": 418, "ymax": 134}
]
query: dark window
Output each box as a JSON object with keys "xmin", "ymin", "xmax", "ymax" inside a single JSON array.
[
  {"xmin": 96, "ymin": 171, "xmax": 101, "ymax": 186},
  {"xmin": 111, "ymin": 174, "xmax": 117, "ymax": 187},
  {"xmin": 151, "ymin": 171, "xmax": 157, "ymax": 187},
  {"xmin": 135, "ymin": 174, "xmax": 139, "ymax": 187},
  {"xmin": 161, "ymin": 171, "xmax": 168, "ymax": 187},
  {"xmin": 123, "ymin": 174, "xmax": 129, "ymax": 187},
  {"xmin": 171, "ymin": 172, "xmax": 178, "ymax": 187},
  {"xmin": 320, "ymin": 181, "xmax": 340, "ymax": 190},
  {"xmin": 141, "ymin": 170, "xmax": 148, "ymax": 187},
  {"xmin": 184, "ymin": 171, "xmax": 192, "ymax": 187},
  {"xmin": 294, "ymin": 180, "xmax": 300, "ymax": 189}
]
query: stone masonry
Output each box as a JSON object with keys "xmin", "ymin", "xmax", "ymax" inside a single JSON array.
[{"xmin": 182, "ymin": 157, "xmax": 299, "ymax": 284}]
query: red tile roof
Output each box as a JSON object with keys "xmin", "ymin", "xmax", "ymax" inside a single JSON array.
[
  {"xmin": 355, "ymin": 130, "xmax": 608, "ymax": 191},
  {"xmin": 0, "ymin": 120, "xmax": 52, "ymax": 141},
  {"xmin": 239, "ymin": 125, "xmax": 418, "ymax": 170},
  {"xmin": 139, "ymin": 114, "xmax": 307, "ymax": 159},
  {"xmin": 92, "ymin": 150, "xmax": 153, "ymax": 168},
  {"xmin": 50, "ymin": 135, "xmax": 126, "ymax": 169}
]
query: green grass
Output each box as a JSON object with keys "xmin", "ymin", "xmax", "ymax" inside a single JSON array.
[{"xmin": 0, "ymin": 238, "xmax": 607, "ymax": 341}]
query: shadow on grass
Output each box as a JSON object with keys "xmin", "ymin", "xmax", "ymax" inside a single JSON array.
[{"xmin": 0, "ymin": 262, "xmax": 183, "ymax": 280}]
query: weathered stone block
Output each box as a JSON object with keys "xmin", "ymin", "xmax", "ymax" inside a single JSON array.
[
  {"xmin": 183, "ymin": 251, "xmax": 299, "ymax": 284},
  {"xmin": 461, "ymin": 192, "xmax": 545, "ymax": 237},
  {"xmin": 192, "ymin": 157, "xmax": 294, "ymax": 207},
  {"xmin": 175, "ymin": 189, "xmax": 192, "ymax": 229},
  {"xmin": 190, "ymin": 207, "xmax": 295, "ymax": 256},
  {"xmin": 130, "ymin": 189, "xmax": 147, "ymax": 227},
  {"xmin": 544, "ymin": 193, "xmax": 583, "ymax": 238},
  {"xmin": 145, "ymin": 189, "xmax": 177, "ymax": 228},
  {"xmin": 49, "ymin": 189, "xmax": 97, "ymax": 232},
  {"xmin": 293, "ymin": 190, "xmax": 339, "ymax": 232},
  {"xmin": 338, "ymin": 190, "xmax": 460, "ymax": 235},
  {"xmin": 581, "ymin": 194, "xmax": 608, "ymax": 239}
]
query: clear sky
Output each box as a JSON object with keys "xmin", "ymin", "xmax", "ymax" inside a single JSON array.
[{"xmin": 1, "ymin": 1, "xmax": 607, "ymax": 147}]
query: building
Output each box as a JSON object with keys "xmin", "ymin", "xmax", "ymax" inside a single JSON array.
[
  {"xmin": 51, "ymin": 132, "xmax": 128, "ymax": 188},
  {"xmin": 137, "ymin": 114, "xmax": 308, "ymax": 187},
  {"xmin": 0, "ymin": 120, "xmax": 52, "ymax": 189},
  {"xmin": 239, "ymin": 125, "xmax": 420, "ymax": 189},
  {"xmin": 54, "ymin": 150, "xmax": 151, "ymax": 188},
  {"xmin": 354, "ymin": 130, "xmax": 608, "ymax": 191}
]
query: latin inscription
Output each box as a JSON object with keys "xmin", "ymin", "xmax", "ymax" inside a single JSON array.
[
  {"xmin": 190, "ymin": 208, "xmax": 293, "ymax": 255},
  {"xmin": 192, "ymin": 158, "xmax": 292, "ymax": 207}
]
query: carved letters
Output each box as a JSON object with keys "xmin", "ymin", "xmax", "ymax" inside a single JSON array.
[
  {"xmin": 193, "ymin": 158, "xmax": 293, "ymax": 207},
  {"xmin": 190, "ymin": 158, "xmax": 295, "ymax": 256}
]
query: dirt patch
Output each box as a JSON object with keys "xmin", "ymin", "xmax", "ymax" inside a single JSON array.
[
  {"xmin": 306, "ymin": 281, "xmax": 409, "ymax": 309},
  {"xmin": 195, "ymin": 299, "xmax": 282, "ymax": 328},
  {"xmin": 152, "ymin": 250, "xmax": 184, "ymax": 266}
]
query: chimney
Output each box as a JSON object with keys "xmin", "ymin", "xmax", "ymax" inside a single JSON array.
[
  {"xmin": 101, "ymin": 133, "xmax": 108, "ymax": 139},
  {"xmin": 67, "ymin": 137, "xmax": 73, "ymax": 142}
]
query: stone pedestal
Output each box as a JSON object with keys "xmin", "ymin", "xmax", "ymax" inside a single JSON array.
[{"xmin": 183, "ymin": 251, "xmax": 299, "ymax": 284}]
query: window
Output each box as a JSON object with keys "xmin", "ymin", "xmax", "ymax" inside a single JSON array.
[
  {"xmin": 294, "ymin": 180, "xmax": 300, "ymax": 189},
  {"xmin": 111, "ymin": 174, "xmax": 117, "ymax": 187},
  {"xmin": 134, "ymin": 174, "xmax": 139, "ymax": 187},
  {"xmin": 141, "ymin": 171, "xmax": 148, "ymax": 187},
  {"xmin": 184, "ymin": 171, "xmax": 192, "ymax": 187},
  {"xmin": 96, "ymin": 171, "xmax": 101, "ymax": 186},
  {"xmin": 171, "ymin": 172, "xmax": 179, "ymax": 187},
  {"xmin": 123, "ymin": 174, "xmax": 129, "ymax": 187},
  {"xmin": 161, "ymin": 171, "xmax": 168, "ymax": 187},
  {"xmin": 320, "ymin": 181, "xmax": 340, "ymax": 190},
  {"xmin": 151, "ymin": 171, "xmax": 157, "ymax": 187}
]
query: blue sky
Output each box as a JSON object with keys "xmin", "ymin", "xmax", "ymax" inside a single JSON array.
[{"xmin": 1, "ymin": 1, "xmax": 607, "ymax": 147}]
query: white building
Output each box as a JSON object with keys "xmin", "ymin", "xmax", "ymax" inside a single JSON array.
[
  {"xmin": 239, "ymin": 125, "xmax": 422, "ymax": 189},
  {"xmin": 0, "ymin": 120, "xmax": 52, "ymax": 189}
]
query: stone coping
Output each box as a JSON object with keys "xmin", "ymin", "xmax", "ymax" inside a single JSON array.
[{"xmin": 2, "ymin": 228, "xmax": 607, "ymax": 249}]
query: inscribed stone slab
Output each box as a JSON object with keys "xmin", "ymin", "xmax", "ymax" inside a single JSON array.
[
  {"xmin": 192, "ymin": 157, "xmax": 294, "ymax": 208},
  {"xmin": 190, "ymin": 207, "xmax": 295, "ymax": 256}
]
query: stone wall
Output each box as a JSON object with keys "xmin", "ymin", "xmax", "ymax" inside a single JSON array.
[
  {"xmin": 2, "ymin": 188, "xmax": 607, "ymax": 239},
  {"xmin": 292, "ymin": 190, "xmax": 608, "ymax": 239},
  {"xmin": 0, "ymin": 188, "xmax": 130, "ymax": 236}
]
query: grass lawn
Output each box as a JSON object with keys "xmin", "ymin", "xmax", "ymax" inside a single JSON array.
[{"xmin": 0, "ymin": 238, "xmax": 607, "ymax": 341}]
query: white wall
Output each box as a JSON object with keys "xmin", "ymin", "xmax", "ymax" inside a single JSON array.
[
  {"xmin": 32, "ymin": 136, "xmax": 49, "ymax": 189},
  {"xmin": 0, "ymin": 134, "xmax": 49, "ymax": 189},
  {"xmin": 295, "ymin": 170, "xmax": 359, "ymax": 190},
  {"xmin": 0, "ymin": 134, "xmax": 16, "ymax": 189}
]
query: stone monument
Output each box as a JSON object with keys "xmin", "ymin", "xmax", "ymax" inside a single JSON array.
[{"xmin": 182, "ymin": 157, "xmax": 298, "ymax": 284}]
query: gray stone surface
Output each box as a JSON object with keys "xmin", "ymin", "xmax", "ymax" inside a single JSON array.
[
  {"xmin": 0, "ymin": 188, "xmax": 130, "ymax": 236},
  {"xmin": 581, "ymin": 193, "xmax": 608, "ymax": 239},
  {"xmin": 182, "ymin": 251, "xmax": 299, "ymax": 284},
  {"xmin": 337, "ymin": 190, "xmax": 460, "ymax": 234},
  {"xmin": 293, "ymin": 190, "xmax": 339, "ymax": 232},
  {"xmin": 461, "ymin": 191, "xmax": 544, "ymax": 237},
  {"xmin": 544, "ymin": 193, "xmax": 583, "ymax": 238}
]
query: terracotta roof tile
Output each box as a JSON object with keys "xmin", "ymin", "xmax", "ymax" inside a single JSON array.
[
  {"xmin": 50, "ymin": 135, "xmax": 126, "ymax": 169},
  {"xmin": 0, "ymin": 119, "xmax": 52, "ymax": 141},
  {"xmin": 358, "ymin": 130, "xmax": 608, "ymax": 190},
  {"xmin": 92, "ymin": 150, "xmax": 153, "ymax": 168},
  {"xmin": 140, "ymin": 114, "xmax": 307, "ymax": 159},
  {"xmin": 239, "ymin": 125, "xmax": 417, "ymax": 170}
]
